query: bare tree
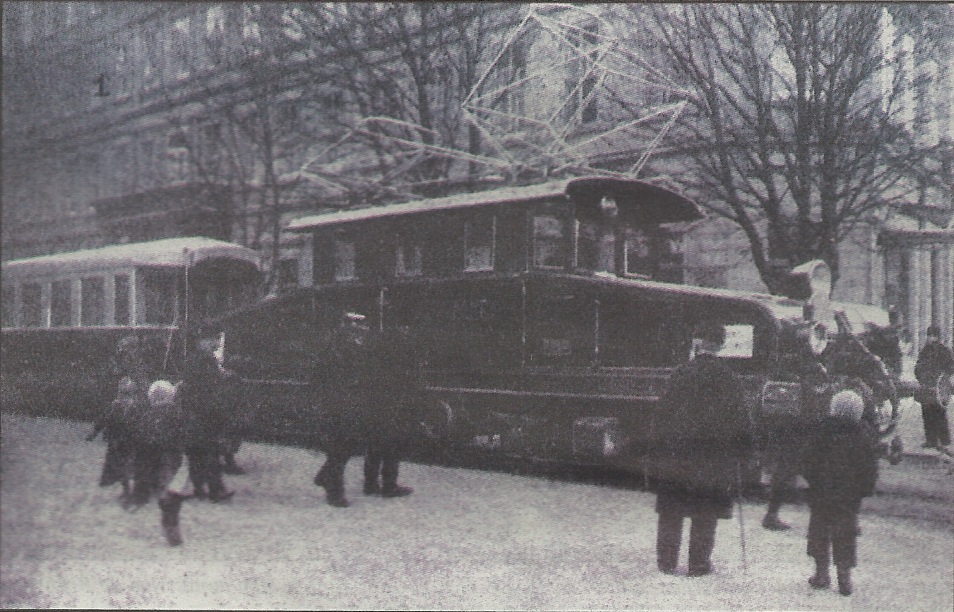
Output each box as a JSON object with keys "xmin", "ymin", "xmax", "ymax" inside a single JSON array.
[
  {"xmin": 281, "ymin": 2, "xmax": 519, "ymax": 201},
  {"xmin": 641, "ymin": 4, "xmax": 937, "ymax": 293}
]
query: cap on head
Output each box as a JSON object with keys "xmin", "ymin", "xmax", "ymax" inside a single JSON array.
[
  {"xmin": 927, "ymin": 324, "xmax": 941, "ymax": 338},
  {"xmin": 693, "ymin": 320, "xmax": 726, "ymax": 347},
  {"xmin": 829, "ymin": 390, "xmax": 865, "ymax": 420},
  {"xmin": 343, "ymin": 311, "xmax": 366, "ymax": 323}
]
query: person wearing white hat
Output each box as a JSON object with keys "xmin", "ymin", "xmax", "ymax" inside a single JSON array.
[{"xmin": 802, "ymin": 389, "xmax": 878, "ymax": 596}]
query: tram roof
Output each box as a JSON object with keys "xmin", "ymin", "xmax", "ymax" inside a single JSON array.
[
  {"xmin": 2, "ymin": 237, "xmax": 261, "ymax": 279},
  {"xmin": 287, "ymin": 176, "xmax": 703, "ymax": 231}
]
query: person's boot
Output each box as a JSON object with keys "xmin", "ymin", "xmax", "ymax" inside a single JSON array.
[
  {"xmin": 314, "ymin": 467, "xmax": 329, "ymax": 489},
  {"xmin": 326, "ymin": 492, "xmax": 350, "ymax": 508},
  {"xmin": 380, "ymin": 484, "xmax": 414, "ymax": 498},
  {"xmin": 762, "ymin": 512, "xmax": 791, "ymax": 531},
  {"xmin": 808, "ymin": 558, "xmax": 831, "ymax": 589},
  {"xmin": 363, "ymin": 479, "xmax": 381, "ymax": 496},
  {"xmin": 836, "ymin": 566, "xmax": 852, "ymax": 596},
  {"xmin": 159, "ymin": 496, "xmax": 184, "ymax": 547},
  {"xmin": 222, "ymin": 454, "xmax": 246, "ymax": 475}
]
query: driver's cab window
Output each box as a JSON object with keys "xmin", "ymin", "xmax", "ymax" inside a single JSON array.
[{"xmin": 532, "ymin": 203, "xmax": 570, "ymax": 269}]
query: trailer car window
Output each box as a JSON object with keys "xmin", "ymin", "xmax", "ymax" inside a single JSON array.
[
  {"xmin": 50, "ymin": 279, "xmax": 72, "ymax": 327},
  {"xmin": 80, "ymin": 277, "xmax": 106, "ymax": 326}
]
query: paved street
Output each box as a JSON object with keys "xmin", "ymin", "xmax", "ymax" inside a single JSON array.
[{"xmin": 1, "ymin": 410, "xmax": 951, "ymax": 610}]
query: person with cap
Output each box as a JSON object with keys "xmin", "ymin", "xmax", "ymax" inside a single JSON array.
[
  {"xmin": 313, "ymin": 311, "xmax": 373, "ymax": 508},
  {"xmin": 181, "ymin": 325, "xmax": 235, "ymax": 503},
  {"xmin": 914, "ymin": 325, "xmax": 954, "ymax": 449},
  {"xmin": 361, "ymin": 324, "xmax": 421, "ymax": 498},
  {"xmin": 803, "ymin": 389, "xmax": 879, "ymax": 596},
  {"xmin": 642, "ymin": 319, "xmax": 754, "ymax": 577}
]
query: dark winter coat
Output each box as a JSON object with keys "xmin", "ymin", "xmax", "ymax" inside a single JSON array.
[
  {"xmin": 915, "ymin": 340, "xmax": 954, "ymax": 405},
  {"xmin": 180, "ymin": 350, "xmax": 227, "ymax": 446},
  {"xmin": 802, "ymin": 417, "xmax": 878, "ymax": 505},
  {"xmin": 642, "ymin": 353, "xmax": 754, "ymax": 516},
  {"xmin": 363, "ymin": 328, "xmax": 427, "ymax": 446},
  {"xmin": 312, "ymin": 330, "xmax": 375, "ymax": 455}
]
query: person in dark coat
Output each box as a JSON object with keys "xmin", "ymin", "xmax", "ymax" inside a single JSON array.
[
  {"xmin": 313, "ymin": 312, "xmax": 373, "ymax": 508},
  {"xmin": 361, "ymin": 325, "xmax": 422, "ymax": 498},
  {"xmin": 803, "ymin": 390, "xmax": 878, "ymax": 596},
  {"xmin": 181, "ymin": 327, "xmax": 234, "ymax": 503},
  {"xmin": 914, "ymin": 325, "xmax": 954, "ymax": 449},
  {"xmin": 88, "ymin": 335, "xmax": 141, "ymax": 507},
  {"xmin": 642, "ymin": 320, "xmax": 754, "ymax": 577}
]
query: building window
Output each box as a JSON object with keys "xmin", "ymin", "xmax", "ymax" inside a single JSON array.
[
  {"xmin": 464, "ymin": 215, "xmax": 495, "ymax": 272},
  {"xmin": 51, "ymin": 279, "xmax": 72, "ymax": 327},
  {"xmin": 115, "ymin": 274, "xmax": 131, "ymax": 325},
  {"xmin": 532, "ymin": 207, "xmax": 569, "ymax": 269},
  {"xmin": 395, "ymin": 232, "xmax": 422, "ymax": 277},
  {"xmin": 21, "ymin": 283, "xmax": 43, "ymax": 328},
  {"xmin": 172, "ymin": 16, "xmax": 193, "ymax": 79},
  {"xmin": 2, "ymin": 284, "xmax": 15, "ymax": 327},
  {"xmin": 333, "ymin": 232, "xmax": 356, "ymax": 281},
  {"xmin": 80, "ymin": 277, "xmax": 106, "ymax": 326}
]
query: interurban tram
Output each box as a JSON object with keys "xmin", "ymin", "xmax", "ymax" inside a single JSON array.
[{"xmin": 216, "ymin": 177, "xmax": 904, "ymax": 470}]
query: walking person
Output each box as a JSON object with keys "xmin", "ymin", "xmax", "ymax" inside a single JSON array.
[
  {"xmin": 915, "ymin": 325, "xmax": 954, "ymax": 450},
  {"xmin": 114, "ymin": 336, "xmax": 189, "ymax": 546},
  {"xmin": 89, "ymin": 335, "xmax": 142, "ymax": 507},
  {"xmin": 313, "ymin": 312, "xmax": 373, "ymax": 508},
  {"xmin": 642, "ymin": 319, "xmax": 755, "ymax": 576},
  {"xmin": 803, "ymin": 390, "xmax": 879, "ymax": 596},
  {"xmin": 362, "ymin": 325, "xmax": 422, "ymax": 498},
  {"xmin": 181, "ymin": 326, "xmax": 235, "ymax": 503}
]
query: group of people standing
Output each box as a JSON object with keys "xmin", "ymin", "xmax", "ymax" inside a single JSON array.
[
  {"xmin": 312, "ymin": 312, "xmax": 422, "ymax": 508},
  {"xmin": 641, "ymin": 320, "xmax": 879, "ymax": 597},
  {"xmin": 88, "ymin": 309, "xmax": 949, "ymax": 598},
  {"xmin": 90, "ymin": 327, "xmax": 240, "ymax": 546}
]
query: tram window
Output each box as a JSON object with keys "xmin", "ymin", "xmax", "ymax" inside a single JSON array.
[
  {"xmin": 1, "ymin": 284, "xmax": 14, "ymax": 327},
  {"xmin": 114, "ymin": 274, "xmax": 130, "ymax": 325},
  {"xmin": 80, "ymin": 277, "xmax": 106, "ymax": 326},
  {"xmin": 333, "ymin": 232, "xmax": 356, "ymax": 281},
  {"xmin": 718, "ymin": 324, "xmax": 754, "ymax": 359},
  {"xmin": 464, "ymin": 215, "xmax": 495, "ymax": 272},
  {"xmin": 50, "ymin": 279, "xmax": 72, "ymax": 327},
  {"xmin": 623, "ymin": 227, "xmax": 653, "ymax": 277},
  {"xmin": 21, "ymin": 283, "xmax": 43, "ymax": 327},
  {"xmin": 577, "ymin": 219, "xmax": 616, "ymax": 273},
  {"xmin": 395, "ymin": 232, "xmax": 422, "ymax": 277},
  {"xmin": 140, "ymin": 268, "xmax": 178, "ymax": 324},
  {"xmin": 533, "ymin": 211, "xmax": 569, "ymax": 268}
]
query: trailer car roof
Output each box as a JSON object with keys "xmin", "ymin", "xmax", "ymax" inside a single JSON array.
[{"xmin": 2, "ymin": 237, "xmax": 261, "ymax": 279}]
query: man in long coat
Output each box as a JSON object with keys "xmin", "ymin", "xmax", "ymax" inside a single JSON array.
[
  {"xmin": 362, "ymin": 324, "xmax": 423, "ymax": 498},
  {"xmin": 642, "ymin": 319, "xmax": 754, "ymax": 576},
  {"xmin": 915, "ymin": 325, "xmax": 954, "ymax": 449},
  {"xmin": 181, "ymin": 326, "xmax": 234, "ymax": 503},
  {"xmin": 313, "ymin": 312, "xmax": 373, "ymax": 507}
]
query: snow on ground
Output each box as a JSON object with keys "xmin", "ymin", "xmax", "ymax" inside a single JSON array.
[{"xmin": 2, "ymin": 412, "xmax": 952, "ymax": 611}]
